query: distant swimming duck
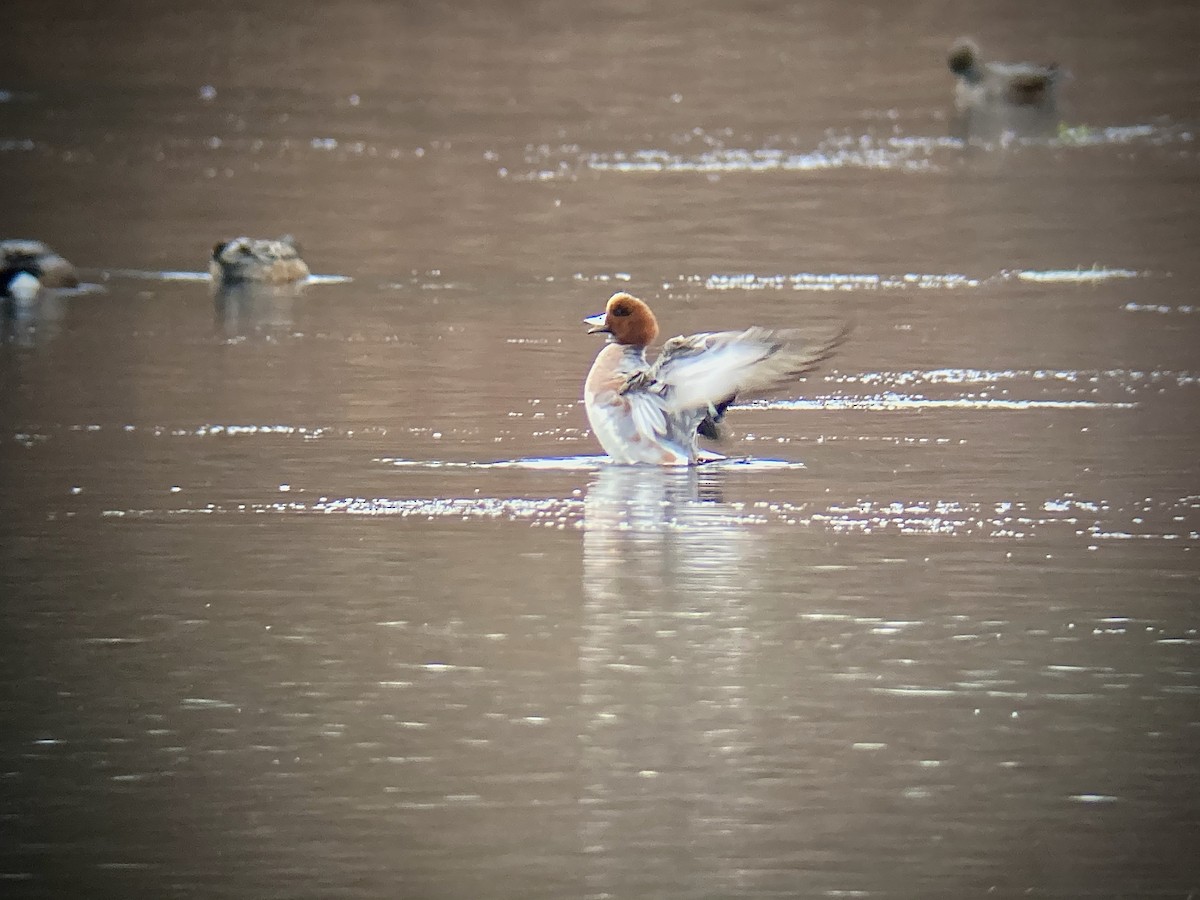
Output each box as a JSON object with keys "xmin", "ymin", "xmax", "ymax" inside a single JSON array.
[
  {"xmin": 948, "ymin": 38, "xmax": 1061, "ymax": 114},
  {"xmin": 0, "ymin": 239, "xmax": 79, "ymax": 289},
  {"xmin": 210, "ymin": 235, "xmax": 310, "ymax": 284},
  {"xmin": 583, "ymin": 292, "xmax": 848, "ymax": 465}
]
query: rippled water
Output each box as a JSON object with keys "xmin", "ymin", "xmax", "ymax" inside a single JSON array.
[{"xmin": 2, "ymin": 1, "xmax": 1199, "ymax": 898}]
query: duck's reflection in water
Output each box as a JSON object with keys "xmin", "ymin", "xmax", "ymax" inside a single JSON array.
[
  {"xmin": 212, "ymin": 280, "xmax": 304, "ymax": 338},
  {"xmin": 2, "ymin": 291, "xmax": 69, "ymax": 347},
  {"xmin": 953, "ymin": 103, "xmax": 1061, "ymax": 143},
  {"xmin": 579, "ymin": 465, "xmax": 763, "ymax": 897}
]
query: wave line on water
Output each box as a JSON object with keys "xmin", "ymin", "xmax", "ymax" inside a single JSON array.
[
  {"xmin": 1014, "ymin": 267, "xmax": 1141, "ymax": 283},
  {"xmin": 697, "ymin": 267, "xmax": 1146, "ymax": 292},
  {"xmin": 381, "ymin": 455, "xmax": 604, "ymax": 471},
  {"xmin": 582, "ymin": 144, "xmax": 944, "ymax": 174},
  {"xmin": 104, "ymin": 496, "xmax": 586, "ymax": 523},
  {"xmin": 755, "ymin": 396, "xmax": 1137, "ymax": 411},
  {"xmin": 378, "ymin": 455, "xmax": 808, "ymax": 471},
  {"xmin": 828, "ymin": 367, "xmax": 1200, "ymax": 387},
  {"xmin": 1123, "ymin": 301, "xmax": 1197, "ymax": 315},
  {"xmin": 102, "ymin": 269, "xmax": 352, "ymax": 284},
  {"xmin": 704, "ymin": 271, "xmax": 981, "ymax": 291},
  {"xmin": 512, "ymin": 123, "xmax": 1188, "ymax": 181},
  {"xmin": 97, "ymin": 490, "xmax": 1200, "ymax": 543}
]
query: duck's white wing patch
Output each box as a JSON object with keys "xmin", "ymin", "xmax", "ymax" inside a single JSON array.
[
  {"xmin": 650, "ymin": 332, "xmax": 768, "ymax": 413},
  {"xmin": 627, "ymin": 390, "xmax": 669, "ymax": 440}
]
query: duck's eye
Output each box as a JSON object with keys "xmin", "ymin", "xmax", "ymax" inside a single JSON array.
[{"xmin": 610, "ymin": 304, "xmax": 631, "ymax": 317}]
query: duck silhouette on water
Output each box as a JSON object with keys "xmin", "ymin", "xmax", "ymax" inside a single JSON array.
[
  {"xmin": 210, "ymin": 235, "xmax": 310, "ymax": 285},
  {"xmin": 0, "ymin": 239, "xmax": 80, "ymax": 300},
  {"xmin": 583, "ymin": 292, "xmax": 848, "ymax": 466},
  {"xmin": 947, "ymin": 38, "xmax": 1062, "ymax": 138}
]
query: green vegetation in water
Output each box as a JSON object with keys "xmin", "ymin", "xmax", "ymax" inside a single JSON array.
[
  {"xmin": 1055, "ymin": 122, "xmax": 1170, "ymax": 146},
  {"xmin": 1057, "ymin": 123, "xmax": 1096, "ymax": 144}
]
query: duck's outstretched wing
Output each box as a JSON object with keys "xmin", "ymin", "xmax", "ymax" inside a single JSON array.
[{"xmin": 637, "ymin": 321, "xmax": 850, "ymax": 417}]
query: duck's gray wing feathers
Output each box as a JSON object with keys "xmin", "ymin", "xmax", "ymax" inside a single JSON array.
[{"xmin": 645, "ymin": 321, "xmax": 849, "ymax": 416}]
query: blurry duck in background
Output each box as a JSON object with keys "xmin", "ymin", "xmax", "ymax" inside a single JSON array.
[
  {"xmin": 209, "ymin": 235, "xmax": 309, "ymax": 336},
  {"xmin": 0, "ymin": 239, "xmax": 79, "ymax": 290},
  {"xmin": 209, "ymin": 235, "xmax": 310, "ymax": 285},
  {"xmin": 947, "ymin": 38, "xmax": 1062, "ymax": 138},
  {"xmin": 583, "ymin": 292, "xmax": 848, "ymax": 466}
]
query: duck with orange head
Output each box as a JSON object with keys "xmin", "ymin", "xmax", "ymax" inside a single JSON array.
[{"xmin": 583, "ymin": 292, "xmax": 848, "ymax": 465}]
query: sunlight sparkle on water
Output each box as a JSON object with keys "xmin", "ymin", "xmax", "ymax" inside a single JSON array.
[
  {"xmin": 759, "ymin": 396, "xmax": 1136, "ymax": 411},
  {"xmin": 704, "ymin": 272, "xmax": 980, "ymax": 291},
  {"xmin": 103, "ymin": 269, "xmax": 352, "ymax": 284},
  {"xmin": 1015, "ymin": 268, "xmax": 1141, "ymax": 283}
]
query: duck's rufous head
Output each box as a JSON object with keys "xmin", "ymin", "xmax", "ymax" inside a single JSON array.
[{"xmin": 583, "ymin": 292, "xmax": 660, "ymax": 347}]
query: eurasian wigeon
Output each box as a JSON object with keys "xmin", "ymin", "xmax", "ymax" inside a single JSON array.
[
  {"xmin": 210, "ymin": 235, "xmax": 310, "ymax": 285},
  {"xmin": 948, "ymin": 38, "xmax": 1061, "ymax": 116},
  {"xmin": 0, "ymin": 239, "xmax": 79, "ymax": 289},
  {"xmin": 583, "ymin": 292, "xmax": 848, "ymax": 466}
]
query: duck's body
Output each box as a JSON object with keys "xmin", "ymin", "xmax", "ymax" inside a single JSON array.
[
  {"xmin": 585, "ymin": 340, "xmax": 700, "ymax": 465},
  {"xmin": 948, "ymin": 39, "xmax": 1061, "ymax": 137},
  {"xmin": 583, "ymin": 292, "xmax": 847, "ymax": 466},
  {"xmin": 0, "ymin": 240, "xmax": 79, "ymax": 289},
  {"xmin": 209, "ymin": 235, "xmax": 310, "ymax": 284},
  {"xmin": 948, "ymin": 39, "xmax": 1060, "ymax": 112}
]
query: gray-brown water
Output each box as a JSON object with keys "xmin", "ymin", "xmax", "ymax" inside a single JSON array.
[{"xmin": 2, "ymin": 2, "xmax": 1199, "ymax": 898}]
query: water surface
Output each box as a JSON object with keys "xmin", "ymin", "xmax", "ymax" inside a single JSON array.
[{"xmin": 2, "ymin": 1, "xmax": 1198, "ymax": 898}]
